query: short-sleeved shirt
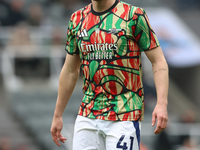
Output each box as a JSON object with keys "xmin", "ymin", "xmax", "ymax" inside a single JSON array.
[{"xmin": 65, "ymin": 0, "xmax": 160, "ymax": 121}]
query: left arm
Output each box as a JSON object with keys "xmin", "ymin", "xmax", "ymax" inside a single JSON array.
[{"xmin": 145, "ymin": 46, "xmax": 169, "ymax": 135}]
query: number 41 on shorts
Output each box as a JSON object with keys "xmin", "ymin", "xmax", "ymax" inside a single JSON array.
[{"xmin": 116, "ymin": 135, "xmax": 134, "ymax": 150}]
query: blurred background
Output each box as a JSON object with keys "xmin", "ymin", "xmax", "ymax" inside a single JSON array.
[{"xmin": 0, "ymin": 0, "xmax": 200, "ymax": 150}]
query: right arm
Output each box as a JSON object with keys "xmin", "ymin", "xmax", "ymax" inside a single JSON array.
[{"xmin": 50, "ymin": 54, "xmax": 81, "ymax": 146}]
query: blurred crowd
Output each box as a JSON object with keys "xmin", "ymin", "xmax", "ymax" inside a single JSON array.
[
  {"xmin": 0, "ymin": 0, "xmax": 200, "ymax": 150},
  {"xmin": 0, "ymin": 0, "xmax": 92, "ymax": 79},
  {"xmin": 0, "ymin": 0, "xmax": 91, "ymax": 27},
  {"xmin": 0, "ymin": 0, "xmax": 91, "ymax": 52}
]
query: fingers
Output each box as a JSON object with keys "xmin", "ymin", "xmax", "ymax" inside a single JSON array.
[
  {"xmin": 152, "ymin": 113, "xmax": 156, "ymax": 127},
  {"xmin": 154, "ymin": 119, "xmax": 162, "ymax": 135},
  {"xmin": 154, "ymin": 115, "xmax": 168, "ymax": 135},
  {"xmin": 51, "ymin": 128, "xmax": 61, "ymax": 146},
  {"xmin": 60, "ymin": 136, "xmax": 67, "ymax": 143},
  {"xmin": 56, "ymin": 128, "xmax": 67, "ymax": 143},
  {"xmin": 51, "ymin": 128, "xmax": 67, "ymax": 147},
  {"xmin": 57, "ymin": 128, "xmax": 62, "ymax": 141}
]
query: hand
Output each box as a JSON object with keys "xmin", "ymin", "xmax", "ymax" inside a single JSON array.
[
  {"xmin": 152, "ymin": 103, "xmax": 168, "ymax": 135},
  {"xmin": 50, "ymin": 116, "xmax": 67, "ymax": 146}
]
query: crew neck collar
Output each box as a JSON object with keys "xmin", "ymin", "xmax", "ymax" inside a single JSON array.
[{"xmin": 91, "ymin": 0, "xmax": 119, "ymax": 16}]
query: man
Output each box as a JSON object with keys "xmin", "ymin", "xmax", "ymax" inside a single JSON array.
[{"xmin": 50, "ymin": 0, "xmax": 169, "ymax": 149}]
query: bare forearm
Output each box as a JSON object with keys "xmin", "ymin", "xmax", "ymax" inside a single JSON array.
[
  {"xmin": 145, "ymin": 46, "xmax": 168, "ymax": 134},
  {"xmin": 152, "ymin": 60, "xmax": 169, "ymax": 105},
  {"xmin": 51, "ymin": 54, "xmax": 80, "ymax": 146},
  {"xmin": 54, "ymin": 66, "xmax": 79, "ymax": 117}
]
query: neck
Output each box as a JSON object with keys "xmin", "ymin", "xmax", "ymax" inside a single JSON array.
[{"xmin": 92, "ymin": 0, "xmax": 116, "ymax": 12}]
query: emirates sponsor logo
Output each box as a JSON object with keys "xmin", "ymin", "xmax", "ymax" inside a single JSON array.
[
  {"xmin": 81, "ymin": 42, "xmax": 118, "ymax": 60},
  {"xmin": 80, "ymin": 42, "xmax": 118, "ymax": 52}
]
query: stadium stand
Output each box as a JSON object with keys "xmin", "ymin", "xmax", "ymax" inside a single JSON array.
[{"xmin": 0, "ymin": 0, "xmax": 200, "ymax": 149}]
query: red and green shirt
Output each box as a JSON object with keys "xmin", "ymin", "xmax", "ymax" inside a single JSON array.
[{"xmin": 66, "ymin": 0, "xmax": 160, "ymax": 121}]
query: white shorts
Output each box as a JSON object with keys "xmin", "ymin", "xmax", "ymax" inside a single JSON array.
[{"xmin": 73, "ymin": 115, "xmax": 141, "ymax": 150}]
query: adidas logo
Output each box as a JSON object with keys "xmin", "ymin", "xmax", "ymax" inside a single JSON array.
[{"xmin": 79, "ymin": 29, "xmax": 88, "ymax": 38}]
